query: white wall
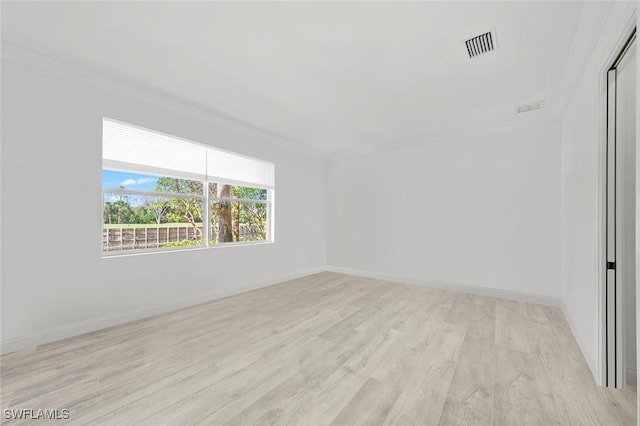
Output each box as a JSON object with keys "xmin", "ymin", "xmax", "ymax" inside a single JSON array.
[
  {"xmin": 327, "ymin": 120, "xmax": 561, "ymax": 303},
  {"xmin": 0, "ymin": 45, "xmax": 327, "ymax": 353},
  {"xmin": 636, "ymin": 8, "xmax": 640, "ymax": 421},
  {"xmin": 560, "ymin": 3, "xmax": 637, "ymax": 382},
  {"xmin": 636, "ymin": 9, "xmax": 640, "ymax": 419}
]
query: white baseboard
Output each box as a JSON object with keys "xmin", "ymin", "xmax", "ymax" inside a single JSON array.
[
  {"xmin": 0, "ymin": 266, "xmax": 327, "ymax": 355},
  {"xmin": 324, "ymin": 265, "xmax": 561, "ymax": 307},
  {"xmin": 1, "ymin": 265, "xmax": 565, "ymax": 355},
  {"xmin": 626, "ymin": 367, "xmax": 637, "ymax": 386}
]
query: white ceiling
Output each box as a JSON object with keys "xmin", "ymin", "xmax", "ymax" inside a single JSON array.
[{"xmin": 2, "ymin": 2, "xmax": 585, "ymax": 154}]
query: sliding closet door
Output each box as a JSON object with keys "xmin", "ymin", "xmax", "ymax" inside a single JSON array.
[
  {"xmin": 605, "ymin": 31, "xmax": 636, "ymax": 388},
  {"xmin": 616, "ymin": 35, "xmax": 636, "ymax": 388},
  {"xmin": 606, "ymin": 66, "xmax": 619, "ymax": 387}
]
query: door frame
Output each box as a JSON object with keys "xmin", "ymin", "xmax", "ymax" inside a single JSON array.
[{"xmin": 597, "ymin": 16, "xmax": 637, "ymax": 388}]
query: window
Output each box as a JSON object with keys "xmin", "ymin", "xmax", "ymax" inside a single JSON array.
[{"xmin": 102, "ymin": 118, "xmax": 274, "ymax": 255}]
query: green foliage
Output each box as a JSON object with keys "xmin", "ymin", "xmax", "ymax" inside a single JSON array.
[
  {"xmin": 231, "ymin": 185, "xmax": 267, "ymax": 201},
  {"xmin": 156, "ymin": 177, "xmax": 204, "ymax": 239},
  {"xmin": 103, "ymin": 200, "xmax": 161, "ymax": 225},
  {"xmin": 103, "ymin": 200, "xmax": 133, "ymax": 224},
  {"xmin": 103, "ymin": 178, "xmax": 268, "ymax": 244},
  {"xmin": 145, "ymin": 199, "xmax": 171, "ymax": 224},
  {"xmin": 164, "ymin": 239, "xmax": 203, "ymax": 248},
  {"xmin": 155, "ymin": 177, "xmax": 203, "ymax": 195}
]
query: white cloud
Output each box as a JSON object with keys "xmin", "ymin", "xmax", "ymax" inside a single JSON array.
[{"xmin": 120, "ymin": 177, "xmax": 157, "ymax": 187}]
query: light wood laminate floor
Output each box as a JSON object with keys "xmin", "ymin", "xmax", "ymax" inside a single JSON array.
[{"xmin": 1, "ymin": 272, "xmax": 637, "ymax": 425}]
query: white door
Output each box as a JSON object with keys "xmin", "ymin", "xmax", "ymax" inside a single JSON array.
[{"xmin": 605, "ymin": 31, "xmax": 636, "ymax": 388}]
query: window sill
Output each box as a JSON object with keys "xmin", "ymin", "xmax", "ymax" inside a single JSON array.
[{"xmin": 101, "ymin": 240, "xmax": 274, "ymax": 259}]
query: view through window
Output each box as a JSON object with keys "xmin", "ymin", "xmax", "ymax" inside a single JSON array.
[{"xmin": 102, "ymin": 119, "xmax": 274, "ymax": 255}]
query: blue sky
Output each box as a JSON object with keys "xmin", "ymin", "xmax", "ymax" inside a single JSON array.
[{"xmin": 103, "ymin": 170, "xmax": 159, "ymax": 191}]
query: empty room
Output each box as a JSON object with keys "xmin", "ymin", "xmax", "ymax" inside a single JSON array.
[{"xmin": 0, "ymin": 1, "xmax": 638, "ymax": 425}]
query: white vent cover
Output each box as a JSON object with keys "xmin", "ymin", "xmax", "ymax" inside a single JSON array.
[
  {"xmin": 464, "ymin": 30, "xmax": 497, "ymax": 59},
  {"xmin": 516, "ymin": 100, "xmax": 545, "ymax": 114}
]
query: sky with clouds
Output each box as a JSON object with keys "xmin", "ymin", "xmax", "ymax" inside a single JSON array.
[{"xmin": 103, "ymin": 170, "xmax": 158, "ymax": 191}]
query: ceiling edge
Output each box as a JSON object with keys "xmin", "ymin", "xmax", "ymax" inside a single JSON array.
[
  {"xmin": 327, "ymin": 113, "xmax": 560, "ymax": 160},
  {"xmin": 1, "ymin": 41, "xmax": 329, "ymax": 161}
]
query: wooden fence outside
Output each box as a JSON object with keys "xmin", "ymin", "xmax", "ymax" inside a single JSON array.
[{"xmin": 103, "ymin": 225, "xmax": 203, "ymax": 251}]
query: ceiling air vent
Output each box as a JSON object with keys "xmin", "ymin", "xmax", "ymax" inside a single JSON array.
[
  {"xmin": 464, "ymin": 31, "xmax": 496, "ymax": 59},
  {"xmin": 516, "ymin": 100, "xmax": 545, "ymax": 114}
]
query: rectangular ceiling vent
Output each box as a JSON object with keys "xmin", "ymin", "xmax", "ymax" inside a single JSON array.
[
  {"xmin": 464, "ymin": 31, "xmax": 496, "ymax": 59},
  {"xmin": 516, "ymin": 100, "xmax": 545, "ymax": 114}
]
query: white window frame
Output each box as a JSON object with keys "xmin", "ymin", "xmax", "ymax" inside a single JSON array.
[
  {"xmin": 102, "ymin": 173, "xmax": 206, "ymax": 255},
  {"xmin": 102, "ymin": 172, "xmax": 274, "ymax": 256},
  {"xmin": 101, "ymin": 118, "xmax": 275, "ymax": 257},
  {"xmin": 205, "ymin": 180, "xmax": 272, "ymax": 247}
]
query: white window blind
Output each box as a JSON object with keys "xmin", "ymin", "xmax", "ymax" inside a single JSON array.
[
  {"xmin": 206, "ymin": 148, "xmax": 274, "ymax": 189},
  {"xmin": 103, "ymin": 118, "xmax": 275, "ymax": 188}
]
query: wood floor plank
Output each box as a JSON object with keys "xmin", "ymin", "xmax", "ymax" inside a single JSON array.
[
  {"xmin": 274, "ymin": 367, "xmax": 367, "ymax": 425},
  {"xmin": 438, "ymin": 300, "xmax": 495, "ymax": 426},
  {"xmin": 330, "ymin": 377, "xmax": 400, "ymax": 426},
  {"xmin": 492, "ymin": 347, "xmax": 545, "ymax": 426},
  {"xmin": 382, "ymin": 320, "xmax": 467, "ymax": 426},
  {"xmin": 110, "ymin": 334, "xmax": 330, "ymax": 425},
  {"xmin": 0, "ymin": 272, "xmax": 636, "ymax": 425}
]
